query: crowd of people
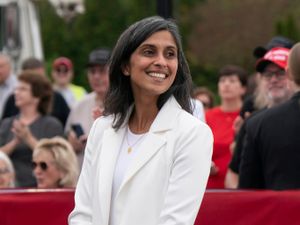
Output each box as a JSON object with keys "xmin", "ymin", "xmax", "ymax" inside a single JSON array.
[
  {"xmin": 0, "ymin": 15, "xmax": 300, "ymax": 224},
  {"xmin": 0, "ymin": 45, "xmax": 111, "ymax": 188}
]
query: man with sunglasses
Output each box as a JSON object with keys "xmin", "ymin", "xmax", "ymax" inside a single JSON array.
[
  {"xmin": 65, "ymin": 48, "xmax": 111, "ymax": 169},
  {"xmin": 52, "ymin": 57, "xmax": 87, "ymax": 108}
]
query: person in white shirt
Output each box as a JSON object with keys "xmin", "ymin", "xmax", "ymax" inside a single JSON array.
[{"xmin": 65, "ymin": 48, "xmax": 111, "ymax": 168}]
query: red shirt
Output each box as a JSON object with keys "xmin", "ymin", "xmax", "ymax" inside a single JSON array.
[{"xmin": 205, "ymin": 106, "xmax": 239, "ymax": 188}]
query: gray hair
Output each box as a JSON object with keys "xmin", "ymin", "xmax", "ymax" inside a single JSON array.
[
  {"xmin": 0, "ymin": 151, "xmax": 15, "ymax": 187},
  {"xmin": 33, "ymin": 137, "xmax": 79, "ymax": 188}
]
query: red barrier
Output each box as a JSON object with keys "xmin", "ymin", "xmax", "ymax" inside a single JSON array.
[
  {"xmin": 0, "ymin": 189, "xmax": 74, "ymax": 225},
  {"xmin": 1, "ymin": 189, "xmax": 300, "ymax": 225},
  {"xmin": 195, "ymin": 190, "xmax": 300, "ymax": 225}
]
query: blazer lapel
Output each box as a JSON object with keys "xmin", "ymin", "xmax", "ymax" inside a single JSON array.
[
  {"xmin": 116, "ymin": 96, "xmax": 181, "ymax": 196},
  {"xmin": 117, "ymin": 132, "xmax": 166, "ymax": 194},
  {"xmin": 98, "ymin": 126, "xmax": 126, "ymax": 225}
]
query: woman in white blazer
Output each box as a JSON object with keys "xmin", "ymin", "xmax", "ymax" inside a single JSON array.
[{"xmin": 69, "ymin": 16, "xmax": 213, "ymax": 225}]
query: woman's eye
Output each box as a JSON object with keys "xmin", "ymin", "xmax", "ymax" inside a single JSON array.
[
  {"xmin": 143, "ymin": 49, "xmax": 154, "ymax": 56},
  {"xmin": 166, "ymin": 50, "xmax": 176, "ymax": 58}
]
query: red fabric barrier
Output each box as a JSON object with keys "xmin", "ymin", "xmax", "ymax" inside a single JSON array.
[
  {"xmin": 1, "ymin": 189, "xmax": 300, "ymax": 225},
  {"xmin": 195, "ymin": 190, "xmax": 300, "ymax": 225},
  {"xmin": 0, "ymin": 189, "xmax": 74, "ymax": 225}
]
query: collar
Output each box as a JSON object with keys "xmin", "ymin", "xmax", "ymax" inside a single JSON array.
[{"xmin": 119, "ymin": 96, "xmax": 183, "ymax": 133}]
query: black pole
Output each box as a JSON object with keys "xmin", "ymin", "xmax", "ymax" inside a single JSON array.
[{"xmin": 157, "ymin": 0, "xmax": 173, "ymax": 19}]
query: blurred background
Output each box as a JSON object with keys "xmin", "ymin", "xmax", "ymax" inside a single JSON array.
[{"xmin": 2, "ymin": 0, "xmax": 300, "ymax": 94}]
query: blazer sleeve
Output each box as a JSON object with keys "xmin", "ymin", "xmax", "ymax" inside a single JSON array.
[
  {"xmin": 68, "ymin": 119, "xmax": 100, "ymax": 225},
  {"xmin": 238, "ymin": 119, "xmax": 264, "ymax": 189},
  {"xmin": 157, "ymin": 121, "xmax": 213, "ymax": 225}
]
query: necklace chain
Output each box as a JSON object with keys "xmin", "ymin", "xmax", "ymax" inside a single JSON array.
[{"xmin": 126, "ymin": 127, "xmax": 146, "ymax": 154}]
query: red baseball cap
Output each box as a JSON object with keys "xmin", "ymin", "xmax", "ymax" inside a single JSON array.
[
  {"xmin": 256, "ymin": 47, "xmax": 289, "ymax": 72},
  {"xmin": 53, "ymin": 57, "xmax": 73, "ymax": 69}
]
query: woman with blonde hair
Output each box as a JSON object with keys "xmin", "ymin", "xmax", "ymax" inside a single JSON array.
[{"xmin": 32, "ymin": 137, "xmax": 78, "ymax": 188}]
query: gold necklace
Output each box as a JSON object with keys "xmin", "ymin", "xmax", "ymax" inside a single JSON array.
[{"xmin": 126, "ymin": 127, "xmax": 147, "ymax": 154}]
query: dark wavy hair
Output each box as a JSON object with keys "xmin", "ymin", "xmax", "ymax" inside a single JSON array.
[
  {"xmin": 18, "ymin": 71, "xmax": 53, "ymax": 115},
  {"xmin": 104, "ymin": 16, "xmax": 192, "ymax": 130}
]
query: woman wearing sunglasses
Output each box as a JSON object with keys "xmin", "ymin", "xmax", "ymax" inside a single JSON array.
[
  {"xmin": 32, "ymin": 137, "xmax": 78, "ymax": 188},
  {"xmin": 0, "ymin": 71, "xmax": 64, "ymax": 187}
]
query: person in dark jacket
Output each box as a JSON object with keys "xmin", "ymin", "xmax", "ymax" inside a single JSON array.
[{"xmin": 239, "ymin": 43, "xmax": 300, "ymax": 190}]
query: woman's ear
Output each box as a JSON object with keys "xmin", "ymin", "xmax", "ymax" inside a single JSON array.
[{"xmin": 121, "ymin": 64, "xmax": 130, "ymax": 76}]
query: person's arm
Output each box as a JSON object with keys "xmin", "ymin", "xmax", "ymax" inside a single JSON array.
[
  {"xmin": 238, "ymin": 122, "xmax": 264, "ymax": 189},
  {"xmin": 68, "ymin": 119, "xmax": 100, "ymax": 225},
  {"xmin": 65, "ymin": 110, "xmax": 87, "ymax": 153},
  {"xmin": 157, "ymin": 122, "xmax": 213, "ymax": 225},
  {"xmin": 225, "ymin": 121, "xmax": 248, "ymax": 188},
  {"xmin": 67, "ymin": 131, "xmax": 87, "ymax": 153},
  {"xmin": 224, "ymin": 168, "xmax": 239, "ymax": 189},
  {"xmin": 0, "ymin": 138, "xmax": 19, "ymax": 155}
]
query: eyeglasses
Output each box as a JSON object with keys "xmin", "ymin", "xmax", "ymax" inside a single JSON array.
[
  {"xmin": 261, "ymin": 69, "xmax": 286, "ymax": 80},
  {"xmin": 32, "ymin": 161, "xmax": 50, "ymax": 171},
  {"xmin": 0, "ymin": 168, "xmax": 9, "ymax": 175}
]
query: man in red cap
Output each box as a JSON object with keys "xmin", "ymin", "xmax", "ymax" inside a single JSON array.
[
  {"xmin": 255, "ymin": 47, "xmax": 292, "ymax": 106},
  {"xmin": 51, "ymin": 57, "xmax": 86, "ymax": 108},
  {"xmin": 226, "ymin": 47, "xmax": 293, "ymax": 189},
  {"xmin": 238, "ymin": 46, "xmax": 299, "ymax": 190}
]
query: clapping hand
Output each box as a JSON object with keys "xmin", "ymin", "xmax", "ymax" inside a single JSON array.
[{"xmin": 12, "ymin": 119, "xmax": 30, "ymax": 141}]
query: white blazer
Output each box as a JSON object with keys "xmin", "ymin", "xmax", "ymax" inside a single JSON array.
[{"xmin": 69, "ymin": 96, "xmax": 213, "ymax": 225}]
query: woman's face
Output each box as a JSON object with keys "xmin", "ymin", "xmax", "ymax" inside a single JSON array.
[
  {"xmin": 14, "ymin": 81, "xmax": 39, "ymax": 109},
  {"xmin": 218, "ymin": 75, "xmax": 245, "ymax": 101},
  {"xmin": 0, "ymin": 159, "xmax": 14, "ymax": 188},
  {"xmin": 33, "ymin": 150, "xmax": 63, "ymax": 188},
  {"xmin": 124, "ymin": 30, "xmax": 178, "ymax": 99}
]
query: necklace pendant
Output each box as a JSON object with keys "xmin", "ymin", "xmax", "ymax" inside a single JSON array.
[{"xmin": 128, "ymin": 147, "xmax": 132, "ymax": 154}]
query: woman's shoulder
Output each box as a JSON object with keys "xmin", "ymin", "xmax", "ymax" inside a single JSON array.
[
  {"xmin": 90, "ymin": 115, "xmax": 114, "ymax": 131},
  {"xmin": 0, "ymin": 115, "xmax": 17, "ymax": 127},
  {"xmin": 39, "ymin": 115, "xmax": 63, "ymax": 126},
  {"xmin": 177, "ymin": 109, "xmax": 211, "ymax": 133}
]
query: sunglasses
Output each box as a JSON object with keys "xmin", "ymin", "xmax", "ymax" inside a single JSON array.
[{"xmin": 32, "ymin": 161, "xmax": 50, "ymax": 171}]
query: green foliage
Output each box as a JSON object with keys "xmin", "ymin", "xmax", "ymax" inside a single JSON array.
[
  {"xmin": 36, "ymin": 0, "xmax": 156, "ymax": 90},
  {"xmin": 35, "ymin": 0, "xmax": 300, "ymax": 96},
  {"xmin": 275, "ymin": 14, "xmax": 299, "ymax": 41}
]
